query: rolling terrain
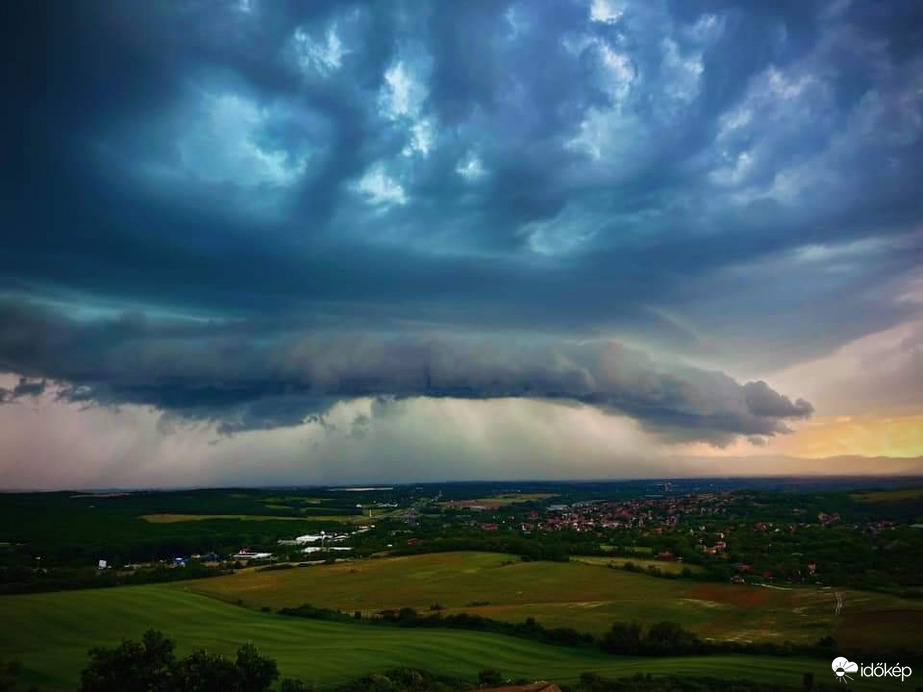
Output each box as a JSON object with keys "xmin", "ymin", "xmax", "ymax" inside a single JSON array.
[
  {"xmin": 180, "ymin": 551, "xmax": 923, "ymax": 650},
  {"xmin": 0, "ymin": 584, "xmax": 867, "ymax": 691}
]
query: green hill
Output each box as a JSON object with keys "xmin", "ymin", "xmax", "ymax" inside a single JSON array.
[
  {"xmin": 0, "ymin": 584, "xmax": 844, "ymax": 691},
  {"xmin": 179, "ymin": 551, "xmax": 923, "ymax": 650}
]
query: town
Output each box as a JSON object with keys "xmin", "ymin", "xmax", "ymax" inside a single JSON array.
[{"xmin": 47, "ymin": 479, "xmax": 920, "ymax": 599}]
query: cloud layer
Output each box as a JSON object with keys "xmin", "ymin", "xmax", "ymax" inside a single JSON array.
[
  {"xmin": 0, "ymin": 301, "xmax": 810, "ymax": 443},
  {"xmin": 0, "ymin": 0, "xmax": 921, "ymax": 484}
]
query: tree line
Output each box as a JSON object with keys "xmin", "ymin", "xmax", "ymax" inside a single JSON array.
[
  {"xmin": 277, "ymin": 604, "xmax": 856, "ymax": 660},
  {"xmin": 0, "ymin": 633, "xmax": 826, "ymax": 692}
]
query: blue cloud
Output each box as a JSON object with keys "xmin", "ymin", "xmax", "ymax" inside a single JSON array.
[{"xmin": 1, "ymin": 0, "xmax": 921, "ymax": 440}]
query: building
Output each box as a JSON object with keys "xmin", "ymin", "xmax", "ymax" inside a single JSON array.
[
  {"xmin": 476, "ymin": 683, "xmax": 560, "ymax": 692},
  {"xmin": 233, "ymin": 549, "xmax": 273, "ymax": 560}
]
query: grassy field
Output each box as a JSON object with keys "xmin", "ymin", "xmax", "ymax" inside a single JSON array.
[
  {"xmin": 440, "ymin": 493, "xmax": 558, "ymax": 508},
  {"xmin": 0, "ymin": 585, "xmax": 876, "ymax": 691},
  {"xmin": 140, "ymin": 511, "xmax": 395, "ymax": 524},
  {"xmin": 851, "ymin": 488, "xmax": 923, "ymax": 502},
  {"xmin": 141, "ymin": 513, "xmax": 319, "ymax": 523},
  {"xmin": 600, "ymin": 544, "xmax": 653, "ymax": 554},
  {"xmin": 570, "ymin": 555, "xmax": 706, "ymax": 575},
  {"xmin": 180, "ymin": 552, "xmax": 923, "ymax": 651}
]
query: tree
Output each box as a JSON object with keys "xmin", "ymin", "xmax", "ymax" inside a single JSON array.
[
  {"xmin": 79, "ymin": 631, "xmax": 279, "ymax": 692},
  {"xmin": 600, "ymin": 621, "xmax": 642, "ymax": 655},
  {"xmin": 644, "ymin": 621, "xmax": 700, "ymax": 654},
  {"xmin": 235, "ymin": 643, "xmax": 278, "ymax": 692},
  {"xmin": 175, "ymin": 649, "xmax": 241, "ymax": 692},
  {"xmin": 0, "ymin": 661, "xmax": 24, "ymax": 692},
  {"xmin": 80, "ymin": 630, "xmax": 177, "ymax": 692}
]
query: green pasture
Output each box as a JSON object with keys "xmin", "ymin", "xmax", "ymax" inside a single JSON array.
[
  {"xmin": 439, "ymin": 493, "xmax": 558, "ymax": 507},
  {"xmin": 180, "ymin": 551, "xmax": 923, "ymax": 649},
  {"xmin": 141, "ymin": 513, "xmax": 317, "ymax": 523},
  {"xmin": 140, "ymin": 513, "xmax": 383, "ymax": 524},
  {"xmin": 851, "ymin": 488, "xmax": 923, "ymax": 503},
  {"xmin": 0, "ymin": 585, "xmax": 863, "ymax": 691},
  {"xmin": 570, "ymin": 555, "xmax": 705, "ymax": 574}
]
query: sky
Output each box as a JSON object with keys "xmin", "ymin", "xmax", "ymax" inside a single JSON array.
[{"xmin": 1, "ymin": 0, "xmax": 922, "ymax": 489}]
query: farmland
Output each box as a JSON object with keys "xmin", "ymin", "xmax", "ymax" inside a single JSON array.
[
  {"xmin": 180, "ymin": 551, "xmax": 923, "ymax": 650},
  {"xmin": 0, "ymin": 488, "xmax": 388, "ymax": 571},
  {"xmin": 140, "ymin": 513, "xmax": 389, "ymax": 524},
  {"xmin": 0, "ymin": 584, "xmax": 863, "ymax": 691},
  {"xmin": 851, "ymin": 488, "xmax": 923, "ymax": 503},
  {"xmin": 570, "ymin": 554, "xmax": 706, "ymax": 574},
  {"xmin": 141, "ymin": 514, "xmax": 319, "ymax": 523},
  {"xmin": 2, "ymin": 479, "xmax": 922, "ymax": 689},
  {"xmin": 440, "ymin": 493, "xmax": 559, "ymax": 509}
]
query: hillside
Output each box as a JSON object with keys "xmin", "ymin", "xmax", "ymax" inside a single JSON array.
[
  {"xmin": 0, "ymin": 584, "xmax": 852, "ymax": 691},
  {"xmin": 179, "ymin": 551, "xmax": 923, "ymax": 650}
]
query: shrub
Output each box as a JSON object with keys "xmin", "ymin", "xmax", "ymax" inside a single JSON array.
[{"xmin": 477, "ymin": 669, "xmax": 504, "ymax": 686}]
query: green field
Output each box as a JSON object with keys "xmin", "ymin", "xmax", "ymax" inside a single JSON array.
[
  {"xmin": 180, "ymin": 552, "xmax": 923, "ymax": 650},
  {"xmin": 0, "ymin": 585, "xmax": 876, "ymax": 691},
  {"xmin": 851, "ymin": 488, "xmax": 923, "ymax": 502},
  {"xmin": 139, "ymin": 513, "xmax": 386, "ymax": 524},
  {"xmin": 439, "ymin": 493, "xmax": 558, "ymax": 508},
  {"xmin": 141, "ymin": 513, "xmax": 319, "ymax": 523},
  {"xmin": 570, "ymin": 555, "xmax": 705, "ymax": 574}
]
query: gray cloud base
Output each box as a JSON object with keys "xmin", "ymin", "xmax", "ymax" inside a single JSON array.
[{"xmin": 0, "ymin": 300, "xmax": 811, "ymax": 442}]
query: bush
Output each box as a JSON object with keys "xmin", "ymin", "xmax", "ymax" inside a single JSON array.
[
  {"xmin": 600, "ymin": 621, "xmax": 642, "ymax": 655},
  {"xmin": 335, "ymin": 668, "xmax": 463, "ymax": 692},
  {"xmin": 600, "ymin": 621, "xmax": 700, "ymax": 656},
  {"xmin": 645, "ymin": 621, "xmax": 700, "ymax": 654},
  {"xmin": 0, "ymin": 660, "xmax": 25, "ymax": 692},
  {"xmin": 256, "ymin": 564, "xmax": 295, "ymax": 572},
  {"xmin": 477, "ymin": 669, "xmax": 504, "ymax": 686}
]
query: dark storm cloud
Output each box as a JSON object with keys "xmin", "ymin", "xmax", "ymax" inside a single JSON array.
[
  {"xmin": 0, "ymin": 376, "xmax": 46, "ymax": 403},
  {"xmin": 0, "ymin": 0, "xmax": 921, "ymax": 436},
  {"xmin": 743, "ymin": 381, "xmax": 812, "ymax": 419},
  {"xmin": 0, "ymin": 300, "xmax": 810, "ymax": 443},
  {"xmin": 11, "ymin": 377, "xmax": 46, "ymax": 398}
]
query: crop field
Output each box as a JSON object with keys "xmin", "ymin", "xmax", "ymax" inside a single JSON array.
[
  {"xmin": 0, "ymin": 585, "xmax": 867, "ymax": 691},
  {"xmin": 180, "ymin": 551, "xmax": 923, "ymax": 649}
]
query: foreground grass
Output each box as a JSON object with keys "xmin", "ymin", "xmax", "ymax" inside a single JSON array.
[
  {"xmin": 181, "ymin": 551, "xmax": 923, "ymax": 649},
  {"xmin": 0, "ymin": 585, "xmax": 857, "ymax": 691}
]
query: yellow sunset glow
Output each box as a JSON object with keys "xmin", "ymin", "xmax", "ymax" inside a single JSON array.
[{"xmin": 679, "ymin": 413, "xmax": 923, "ymax": 460}]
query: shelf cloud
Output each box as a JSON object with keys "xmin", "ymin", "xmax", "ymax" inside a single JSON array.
[{"xmin": 1, "ymin": 300, "xmax": 811, "ymax": 444}]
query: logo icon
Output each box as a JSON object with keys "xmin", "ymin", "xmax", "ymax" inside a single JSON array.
[{"xmin": 832, "ymin": 657, "xmax": 859, "ymax": 683}]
